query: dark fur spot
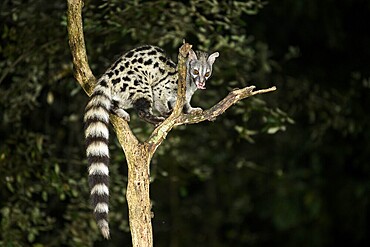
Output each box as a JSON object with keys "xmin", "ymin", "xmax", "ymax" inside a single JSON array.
[
  {"xmin": 125, "ymin": 61, "xmax": 130, "ymax": 67},
  {"xmin": 119, "ymin": 65, "xmax": 125, "ymax": 72},
  {"xmin": 126, "ymin": 51, "xmax": 134, "ymax": 58},
  {"xmin": 120, "ymin": 83, "xmax": 128, "ymax": 92},
  {"xmin": 144, "ymin": 59, "xmax": 152, "ymax": 66},
  {"xmin": 127, "ymin": 70, "xmax": 134, "ymax": 75},
  {"xmin": 131, "ymin": 58, "xmax": 137, "ymax": 64},
  {"xmin": 100, "ymin": 79, "xmax": 108, "ymax": 87},
  {"xmin": 159, "ymin": 56, "xmax": 166, "ymax": 63},
  {"xmin": 159, "ymin": 68, "xmax": 165, "ymax": 74},
  {"xmin": 112, "ymin": 78, "xmax": 121, "ymax": 85},
  {"xmin": 153, "ymin": 62, "xmax": 159, "ymax": 68},
  {"xmin": 134, "ymin": 80, "xmax": 140, "ymax": 86},
  {"xmin": 114, "ymin": 69, "xmax": 120, "ymax": 76},
  {"xmin": 148, "ymin": 50, "xmax": 156, "ymax": 56},
  {"xmin": 107, "ymin": 71, "xmax": 114, "ymax": 78},
  {"xmin": 122, "ymin": 76, "xmax": 130, "ymax": 82},
  {"xmin": 138, "ymin": 57, "xmax": 143, "ymax": 63}
]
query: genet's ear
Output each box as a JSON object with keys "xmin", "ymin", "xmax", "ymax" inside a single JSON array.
[
  {"xmin": 207, "ymin": 52, "xmax": 219, "ymax": 66},
  {"xmin": 188, "ymin": 49, "xmax": 198, "ymax": 61}
]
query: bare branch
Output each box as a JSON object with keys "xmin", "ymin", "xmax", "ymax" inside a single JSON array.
[
  {"xmin": 175, "ymin": 86, "xmax": 277, "ymax": 125},
  {"xmin": 67, "ymin": 0, "xmax": 95, "ymax": 95},
  {"xmin": 172, "ymin": 42, "xmax": 192, "ymax": 117}
]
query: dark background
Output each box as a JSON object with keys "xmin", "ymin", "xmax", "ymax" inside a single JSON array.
[{"xmin": 1, "ymin": 0, "xmax": 369, "ymax": 246}]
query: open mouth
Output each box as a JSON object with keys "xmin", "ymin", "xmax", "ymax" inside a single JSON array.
[{"xmin": 196, "ymin": 82, "xmax": 206, "ymax": 90}]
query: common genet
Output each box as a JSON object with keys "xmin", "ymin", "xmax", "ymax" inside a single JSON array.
[{"xmin": 84, "ymin": 45, "xmax": 219, "ymax": 238}]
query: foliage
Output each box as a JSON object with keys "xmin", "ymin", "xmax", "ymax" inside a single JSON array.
[{"xmin": 0, "ymin": 0, "xmax": 369, "ymax": 246}]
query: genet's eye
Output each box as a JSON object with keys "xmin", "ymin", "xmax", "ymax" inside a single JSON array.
[
  {"xmin": 205, "ymin": 72, "xmax": 210, "ymax": 77},
  {"xmin": 193, "ymin": 69, "xmax": 199, "ymax": 75}
]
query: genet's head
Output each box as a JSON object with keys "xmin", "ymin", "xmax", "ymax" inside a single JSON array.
[{"xmin": 188, "ymin": 49, "xmax": 219, "ymax": 90}]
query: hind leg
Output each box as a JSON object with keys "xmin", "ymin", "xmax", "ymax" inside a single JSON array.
[
  {"xmin": 134, "ymin": 98, "xmax": 165, "ymax": 125},
  {"xmin": 111, "ymin": 100, "xmax": 131, "ymax": 121}
]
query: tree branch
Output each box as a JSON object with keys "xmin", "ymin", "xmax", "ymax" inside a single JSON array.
[
  {"xmin": 172, "ymin": 42, "xmax": 192, "ymax": 117},
  {"xmin": 175, "ymin": 86, "xmax": 277, "ymax": 125},
  {"xmin": 66, "ymin": 0, "xmax": 95, "ymax": 95}
]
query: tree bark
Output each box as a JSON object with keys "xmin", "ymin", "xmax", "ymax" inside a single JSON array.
[
  {"xmin": 111, "ymin": 115, "xmax": 154, "ymax": 246},
  {"xmin": 67, "ymin": 0, "xmax": 276, "ymax": 246}
]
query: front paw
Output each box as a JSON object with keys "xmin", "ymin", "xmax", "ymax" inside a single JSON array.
[{"xmin": 188, "ymin": 107, "xmax": 203, "ymax": 114}]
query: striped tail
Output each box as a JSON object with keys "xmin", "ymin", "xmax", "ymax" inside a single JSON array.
[{"xmin": 84, "ymin": 81, "xmax": 111, "ymax": 239}]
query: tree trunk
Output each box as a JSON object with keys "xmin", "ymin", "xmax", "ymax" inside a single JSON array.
[
  {"xmin": 111, "ymin": 115, "xmax": 155, "ymax": 246},
  {"xmin": 125, "ymin": 143, "xmax": 153, "ymax": 247}
]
